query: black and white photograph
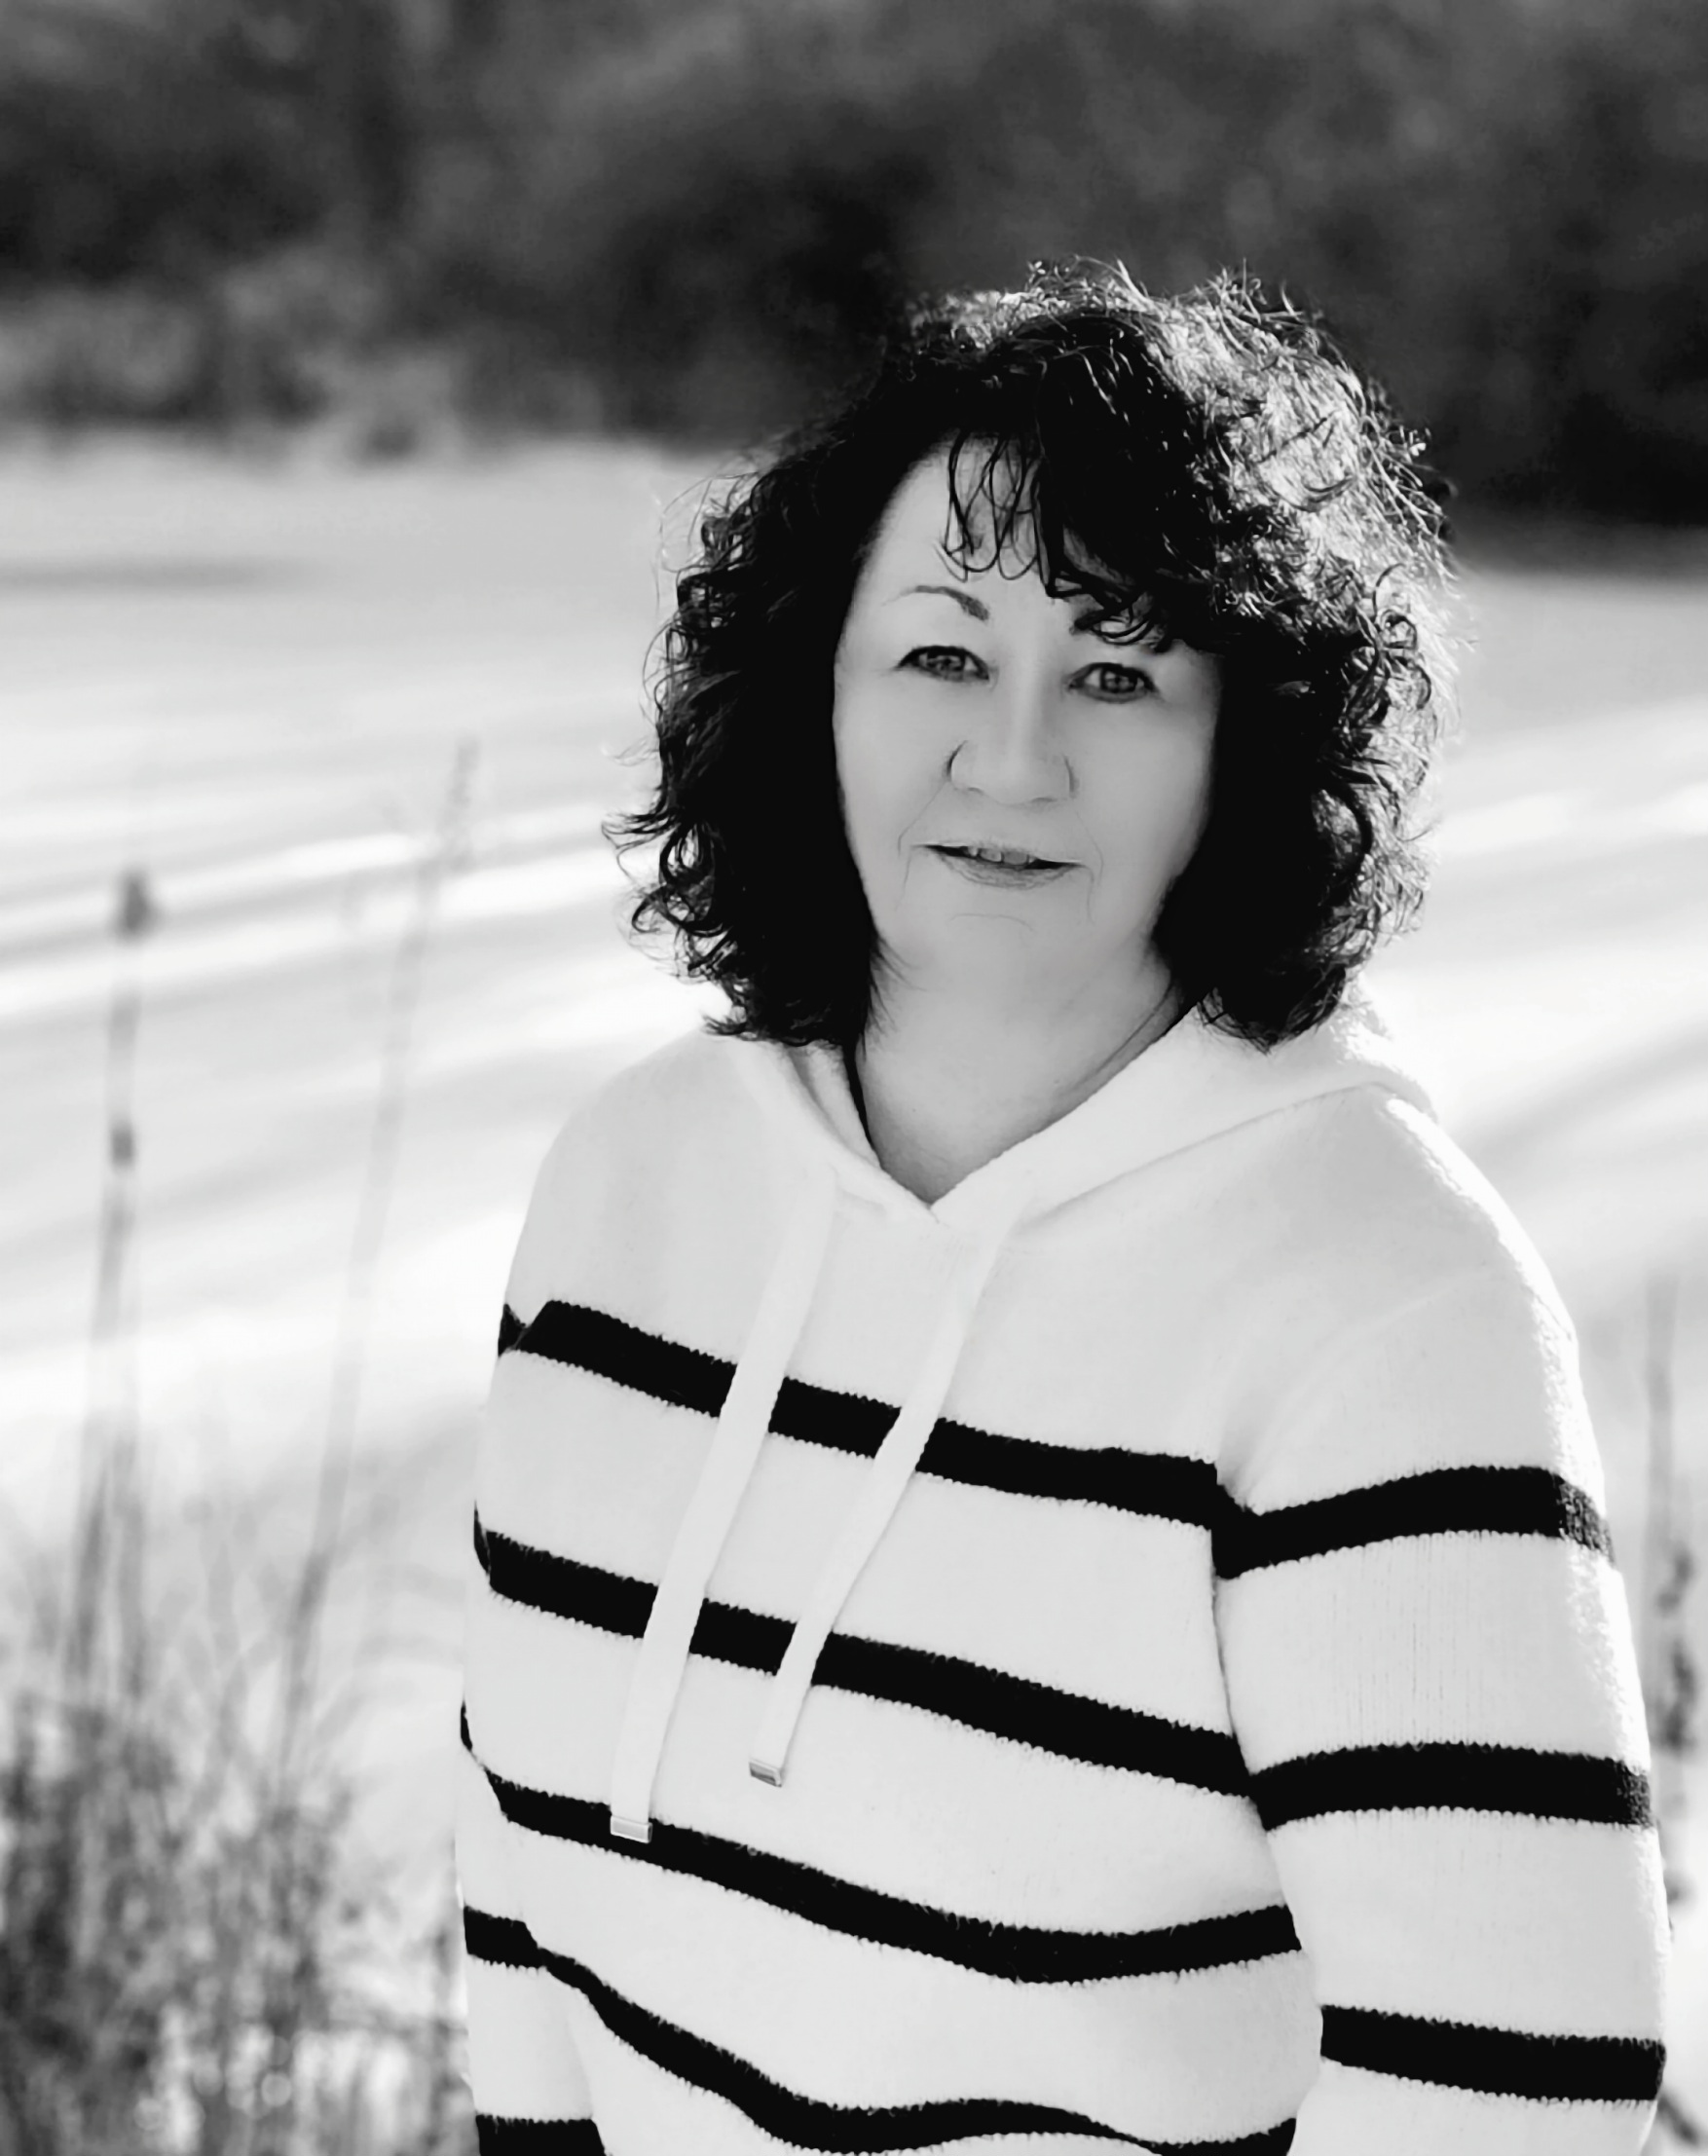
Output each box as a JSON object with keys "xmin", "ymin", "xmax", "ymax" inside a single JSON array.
[{"xmin": 2, "ymin": 3, "xmax": 1705, "ymax": 2151}]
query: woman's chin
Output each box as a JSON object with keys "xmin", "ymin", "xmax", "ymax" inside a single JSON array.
[{"xmin": 888, "ymin": 921, "xmax": 1106, "ymax": 1006}]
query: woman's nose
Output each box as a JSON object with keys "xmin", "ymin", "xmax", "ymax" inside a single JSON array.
[{"xmin": 949, "ymin": 679, "xmax": 1069, "ymax": 804}]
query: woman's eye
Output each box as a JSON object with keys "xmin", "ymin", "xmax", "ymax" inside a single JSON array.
[
  {"xmin": 900, "ymin": 646, "xmax": 986, "ymax": 682},
  {"xmin": 1076, "ymin": 661, "xmax": 1156, "ymax": 701}
]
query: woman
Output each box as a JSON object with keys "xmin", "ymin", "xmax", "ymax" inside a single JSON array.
[{"xmin": 456, "ymin": 265, "xmax": 1669, "ymax": 2153}]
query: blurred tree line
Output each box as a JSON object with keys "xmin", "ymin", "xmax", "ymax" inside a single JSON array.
[{"xmin": 1, "ymin": 0, "xmax": 1705, "ymax": 519}]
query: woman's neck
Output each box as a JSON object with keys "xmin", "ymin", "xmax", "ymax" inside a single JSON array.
[{"xmin": 851, "ymin": 979, "xmax": 1183, "ymax": 1206}]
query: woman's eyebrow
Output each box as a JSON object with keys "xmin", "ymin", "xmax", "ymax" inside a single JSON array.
[{"xmin": 889, "ymin": 582, "xmax": 990, "ymax": 621}]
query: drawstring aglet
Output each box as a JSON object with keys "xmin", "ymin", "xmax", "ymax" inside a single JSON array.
[
  {"xmin": 749, "ymin": 1757, "xmax": 786, "ymax": 1788},
  {"xmin": 610, "ymin": 1812, "xmax": 654, "ymax": 1844}
]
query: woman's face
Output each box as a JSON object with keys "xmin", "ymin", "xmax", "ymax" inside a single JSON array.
[{"xmin": 832, "ymin": 449, "xmax": 1222, "ymax": 1021}]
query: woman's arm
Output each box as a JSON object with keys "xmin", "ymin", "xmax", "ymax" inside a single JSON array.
[
  {"xmin": 457, "ymin": 1593, "xmax": 605, "ymax": 2151},
  {"xmin": 1215, "ymin": 1264, "xmax": 1670, "ymax": 2155},
  {"xmin": 456, "ymin": 1117, "xmax": 609, "ymax": 2151}
]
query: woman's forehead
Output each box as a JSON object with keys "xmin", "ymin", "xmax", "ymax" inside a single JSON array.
[{"xmin": 868, "ymin": 447, "xmax": 1126, "ymax": 599}]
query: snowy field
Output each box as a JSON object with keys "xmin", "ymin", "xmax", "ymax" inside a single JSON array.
[{"xmin": 2, "ymin": 441, "xmax": 1705, "ymax": 2102}]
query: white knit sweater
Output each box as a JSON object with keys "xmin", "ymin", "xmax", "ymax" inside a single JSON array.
[{"xmin": 456, "ymin": 993, "xmax": 1669, "ymax": 2155}]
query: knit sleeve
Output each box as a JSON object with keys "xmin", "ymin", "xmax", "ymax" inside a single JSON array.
[
  {"xmin": 1213, "ymin": 1263, "xmax": 1670, "ymax": 2156},
  {"xmin": 457, "ymin": 1615, "xmax": 605, "ymax": 2151},
  {"xmin": 457, "ymin": 1131, "xmax": 607, "ymax": 2152}
]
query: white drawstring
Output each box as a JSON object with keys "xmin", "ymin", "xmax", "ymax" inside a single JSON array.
[
  {"xmin": 748, "ymin": 1182, "xmax": 1032, "ymax": 1789},
  {"xmin": 608, "ymin": 1165, "xmax": 839, "ymax": 1842}
]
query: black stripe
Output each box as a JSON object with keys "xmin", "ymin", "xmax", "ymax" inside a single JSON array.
[
  {"xmin": 1321, "ymin": 2004, "xmax": 1665, "ymax": 2102},
  {"xmin": 1147, "ymin": 2131, "xmax": 1294, "ymax": 2156},
  {"xmin": 1254, "ymin": 1742, "xmax": 1654, "ymax": 1830},
  {"xmin": 464, "ymin": 1897, "xmax": 1293, "ymax": 2147},
  {"xmin": 477, "ymin": 1521, "xmax": 1251, "ymax": 1797},
  {"xmin": 506, "ymin": 1306, "xmax": 1627, "ymax": 1585},
  {"xmin": 469, "ymin": 1754, "xmax": 1297, "ymax": 1983},
  {"xmin": 1149, "ymin": 2132, "xmax": 1295, "ymax": 2156},
  {"xmin": 819, "ymin": 1630, "xmax": 1249, "ymax": 1792},
  {"xmin": 512, "ymin": 1301, "xmax": 731, "ymax": 1415},
  {"xmin": 536, "ymin": 1944, "xmax": 1155, "ymax": 2150},
  {"xmin": 504, "ymin": 1300, "xmax": 1220, "ymax": 1527},
  {"xmin": 1214, "ymin": 1466, "xmax": 1612, "ymax": 1580},
  {"xmin": 476, "ymin": 2118, "xmax": 604, "ymax": 2154},
  {"xmin": 464, "ymin": 1906, "xmax": 540, "ymax": 1970},
  {"xmin": 483, "ymin": 1525, "xmax": 653, "ymax": 1639},
  {"xmin": 463, "ymin": 1910, "xmax": 606, "ymax": 2150}
]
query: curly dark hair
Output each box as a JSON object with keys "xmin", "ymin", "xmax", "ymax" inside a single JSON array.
[{"xmin": 611, "ymin": 262, "xmax": 1457, "ymax": 1051}]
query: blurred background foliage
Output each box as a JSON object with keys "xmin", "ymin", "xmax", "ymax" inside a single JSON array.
[{"xmin": 0, "ymin": 0, "xmax": 1705, "ymax": 517}]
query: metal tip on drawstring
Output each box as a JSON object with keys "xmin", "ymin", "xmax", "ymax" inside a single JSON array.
[
  {"xmin": 610, "ymin": 1812, "xmax": 653, "ymax": 1844},
  {"xmin": 749, "ymin": 1757, "xmax": 785, "ymax": 1788}
]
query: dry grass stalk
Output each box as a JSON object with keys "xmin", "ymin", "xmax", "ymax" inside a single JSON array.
[
  {"xmin": 2, "ymin": 752, "xmax": 482, "ymax": 2153},
  {"xmin": 1639, "ymin": 1271, "xmax": 1703, "ymax": 2152},
  {"xmin": 253, "ymin": 736, "xmax": 478, "ymax": 2154}
]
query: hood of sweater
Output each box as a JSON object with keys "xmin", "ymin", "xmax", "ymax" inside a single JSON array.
[{"xmin": 606, "ymin": 988, "xmax": 1436, "ymax": 1844}]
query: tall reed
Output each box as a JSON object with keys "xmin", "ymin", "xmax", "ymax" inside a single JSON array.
[
  {"xmin": 1, "ymin": 737, "xmax": 482, "ymax": 2154},
  {"xmin": 1640, "ymin": 1272, "xmax": 1703, "ymax": 2152},
  {"xmin": 251, "ymin": 736, "xmax": 478, "ymax": 2155}
]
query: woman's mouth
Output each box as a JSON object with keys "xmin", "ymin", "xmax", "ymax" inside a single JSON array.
[{"xmin": 928, "ymin": 843, "xmax": 1073, "ymax": 886}]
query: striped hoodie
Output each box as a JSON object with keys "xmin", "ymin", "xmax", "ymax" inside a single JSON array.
[{"xmin": 456, "ymin": 991, "xmax": 1669, "ymax": 2154}]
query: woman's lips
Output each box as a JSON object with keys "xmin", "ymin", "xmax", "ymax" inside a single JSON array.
[{"xmin": 927, "ymin": 843, "xmax": 1074, "ymax": 887}]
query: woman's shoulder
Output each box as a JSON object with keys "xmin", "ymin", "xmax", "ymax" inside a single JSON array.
[
  {"xmin": 522, "ymin": 1022, "xmax": 767, "ymax": 1206},
  {"xmin": 556, "ymin": 1021, "xmax": 746, "ymax": 1134},
  {"xmin": 501, "ymin": 1024, "xmax": 768, "ymax": 1314},
  {"xmin": 1215, "ymin": 1083, "xmax": 1603, "ymax": 1510},
  {"xmin": 1233, "ymin": 1077, "xmax": 1575, "ymax": 1347},
  {"xmin": 1144, "ymin": 992, "xmax": 1566, "ymax": 1338}
]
